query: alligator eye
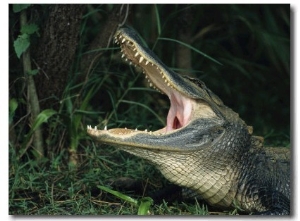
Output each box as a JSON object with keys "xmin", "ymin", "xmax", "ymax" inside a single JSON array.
[{"xmin": 185, "ymin": 76, "xmax": 206, "ymax": 89}]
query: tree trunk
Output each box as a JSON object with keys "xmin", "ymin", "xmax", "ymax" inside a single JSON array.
[{"xmin": 34, "ymin": 4, "xmax": 85, "ymax": 110}]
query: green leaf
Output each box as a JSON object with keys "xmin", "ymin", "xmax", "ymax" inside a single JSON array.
[
  {"xmin": 31, "ymin": 109, "xmax": 57, "ymax": 131},
  {"xmin": 9, "ymin": 98, "xmax": 18, "ymax": 124},
  {"xmin": 158, "ymin": 37, "xmax": 223, "ymax": 66},
  {"xmin": 138, "ymin": 197, "xmax": 153, "ymax": 215},
  {"xmin": 154, "ymin": 5, "xmax": 161, "ymax": 36},
  {"xmin": 19, "ymin": 109, "xmax": 57, "ymax": 158},
  {"xmin": 21, "ymin": 23, "xmax": 39, "ymax": 35},
  {"xmin": 27, "ymin": 69, "xmax": 39, "ymax": 76},
  {"xmin": 98, "ymin": 185, "xmax": 153, "ymax": 215},
  {"xmin": 121, "ymin": 100, "xmax": 165, "ymax": 125},
  {"xmin": 13, "ymin": 33, "xmax": 30, "ymax": 58},
  {"xmin": 12, "ymin": 4, "xmax": 31, "ymax": 13},
  {"xmin": 97, "ymin": 185, "xmax": 138, "ymax": 205}
]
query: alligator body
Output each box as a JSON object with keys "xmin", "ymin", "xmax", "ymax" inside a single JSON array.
[{"xmin": 87, "ymin": 27, "xmax": 290, "ymax": 215}]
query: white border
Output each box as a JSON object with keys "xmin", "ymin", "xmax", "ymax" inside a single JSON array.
[{"xmin": 3, "ymin": 1, "xmax": 297, "ymax": 220}]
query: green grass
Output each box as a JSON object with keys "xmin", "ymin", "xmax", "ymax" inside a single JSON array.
[
  {"xmin": 9, "ymin": 144, "xmax": 218, "ymax": 215},
  {"xmin": 9, "ymin": 4, "xmax": 290, "ymax": 215}
]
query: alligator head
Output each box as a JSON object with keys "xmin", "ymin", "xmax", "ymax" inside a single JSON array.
[{"xmin": 87, "ymin": 27, "xmax": 254, "ymax": 209}]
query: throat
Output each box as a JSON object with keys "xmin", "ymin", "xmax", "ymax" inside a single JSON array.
[
  {"xmin": 173, "ymin": 116, "xmax": 182, "ymax": 129},
  {"xmin": 166, "ymin": 91, "xmax": 193, "ymax": 132}
]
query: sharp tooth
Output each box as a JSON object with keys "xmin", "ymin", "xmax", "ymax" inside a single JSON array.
[
  {"xmin": 129, "ymin": 61, "xmax": 132, "ymax": 65},
  {"xmin": 125, "ymin": 127, "xmax": 127, "ymax": 129},
  {"xmin": 135, "ymin": 128, "xmax": 138, "ymax": 131},
  {"xmin": 121, "ymin": 54, "xmax": 125, "ymax": 58},
  {"xmin": 165, "ymin": 79, "xmax": 167, "ymax": 83},
  {"xmin": 94, "ymin": 126, "xmax": 97, "ymax": 130},
  {"xmin": 122, "ymin": 38, "xmax": 126, "ymax": 43},
  {"xmin": 162, "ymin": 75, "xmax": 165, "ymax": 79},
  {"xmin": 145, "ymin": 60, "xmax": 149, "ymax": 65},
  {"xmin": 149, "ymin": 83, "xmax": 153, "ymax": 87},
  {"xmin": 125, "ymin": 58, "xmax": 128, "ymax": 61},
  {"xmin": 145, "ymin": 75, "xmax": 148, "ymax": 78},
  {"xmin": 151, "ymin": 63, "xmax": 154, "ymax": 66},
  {"xmin": 167, "ymin": 83, "xmax": 170, "ymax": 86},
  {"xmin": 134, "ymin": 52, "xmax": 139, "ymax": 57},
  {"xmin": 145, "ymin": 129, "xmax": 148, "ymax": 132},
  {"xmin": 104, "ymin": 125, "xmax": 107, "ymax": 130},
  {"xmin": 139, "ymin": 56, "xmax": 144, "ymax": 63},
  {"xmin": 119, "ymin": 35, "xmax": 122, "ymax": 39},
  {"xmin": 133, "ymin": 48, "xmax": 137, "ymax": 51}
]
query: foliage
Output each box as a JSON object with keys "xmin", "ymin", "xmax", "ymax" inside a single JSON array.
[
  {"xmin": 13, "ymin": 33, "xmax": 30, "ymax": 59},
  {"xmin": 98, "ymin": 185, "xmax": 153, "ymax": 215},
  {"xmin": 18, "ymin": 109, "xmax": 57, "ymax": 159},
  {"xmin": 12, "ymin": 4, "xmax": 31, "ymax": 13},
  {"xmin": 13, "ymin": 4, "xmax": 39, "ymax": 59},
  {"xmin": 9, "ymin": 4, "xmax": 290, "ymax": 215}
]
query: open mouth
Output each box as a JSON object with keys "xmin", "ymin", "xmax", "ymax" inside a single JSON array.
[
  {"xmin": 87, "ymin": 27, "xmax": 209, "ymax": 137},
  {"xmin": 107, "ymin": 28, "xmax": 195, "ymax": 135}
]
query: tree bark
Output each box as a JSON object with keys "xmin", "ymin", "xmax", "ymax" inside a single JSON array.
[{"xmin": 34, "ymin": 5, "xmax": 85, "ymax": 110}]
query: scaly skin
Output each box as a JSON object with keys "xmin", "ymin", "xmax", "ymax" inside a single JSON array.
[{"xmin": 87, "ymin": 27, "xmax": 290, "ymax": 215}]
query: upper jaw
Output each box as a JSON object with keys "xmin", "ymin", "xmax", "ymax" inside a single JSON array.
[
  {"xmin": 114, "ymin": 27, "xmax": 208, "ymax": 100},
  {"xmin": 114, "ymin": 28, "xmax": 177, "ymax": 98}
]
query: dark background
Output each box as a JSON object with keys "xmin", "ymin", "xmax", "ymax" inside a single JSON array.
[
  {"xmin": 9, "ymin": 4, "xmax": 290, "ymax": 160},
  {"xmin": 9, "ymin": 4, "xmax": 290, "ymax": 158}
]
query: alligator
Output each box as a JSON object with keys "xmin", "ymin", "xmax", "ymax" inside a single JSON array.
[{"xmin": 87, "ymin": 27, "xmax": 290, "ymax": 215}]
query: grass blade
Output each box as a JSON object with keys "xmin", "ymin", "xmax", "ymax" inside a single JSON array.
[
  {"xmin": 138, "ymin": 197, "xmax": 153, "ymax": 215},
  {"xmin": 120, "ymin": 100, "xmax": 165, "ymax": 125},
  {"xmin": 97, "ymin": 185, "xmax": 138, "ymax": 205},
  {"xmin": 158, "ymin": 37, "xmax": 223, "ymax": 66},
  {"xmin": 154, "ymin": 5, "xmax": 161, "ymax": 36}
]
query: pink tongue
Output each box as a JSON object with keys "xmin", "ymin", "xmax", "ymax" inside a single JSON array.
[{"xmin": 166, "ymin": 91, "xmax": 192, "ymax": 132}]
